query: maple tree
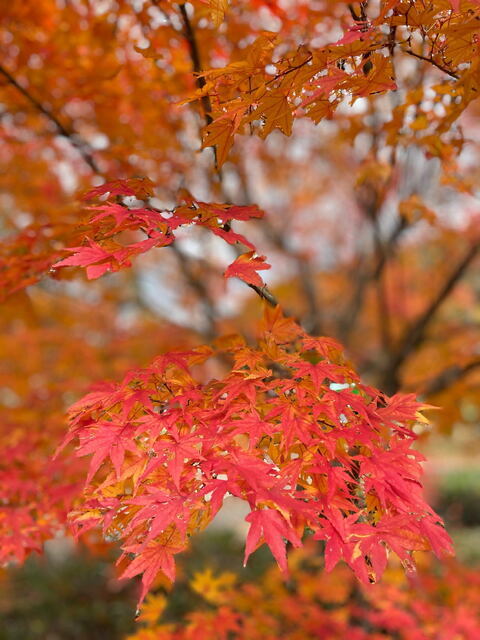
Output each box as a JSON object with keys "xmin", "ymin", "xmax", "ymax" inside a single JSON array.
[{"xmin": 0, "ymin": 0, "xmax": 479, "ymax": 626}]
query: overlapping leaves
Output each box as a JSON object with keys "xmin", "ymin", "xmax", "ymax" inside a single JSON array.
[
  {"xmin": 0, "ymin": 179, "xmax": 270, "ymax": 299},
  {"xmin": 187, "ymin": 0, "xmax": 480, "ymax": 167},
  {"xmin": 59, "ymin": 307, "xmax": 452, "ymax": 605}
]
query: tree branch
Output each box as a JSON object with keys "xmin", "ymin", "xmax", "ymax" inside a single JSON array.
[
  {"xmin": 0, "ymin": 63, "xmax": 101, "ymax": 173},
  {"xmin": 403, "ymin": 49, "xmax": 459, "ymax": 80},
  {"xmin": 257, "ymin": 215, "xmax": 322, "ymax": 330},
  {"xmin": 247, "ymin": 283, "xmax": 279, "ymax": 308},
  {"xmin": 383, "ymin": 242, "xmax": 479, "ymax": 393},
  {"xmin": 372, "ymin": 217, "xmax": 392, "ymax": 352},
  {"xmin": 178, "ymin": 3, "xmax": 213, "ymax": 126},
  {"xmin": 420, "ymin": 358, "xmax": 480, "ymax": 396},
  {"xmin": 233, "ymin": 166, "xmax": 318, "ymax": 324}
]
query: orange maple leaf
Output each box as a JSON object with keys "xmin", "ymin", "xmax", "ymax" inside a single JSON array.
[{"xmin": 224, "ymin": 251, "xmax": 271, "ymax": 287}]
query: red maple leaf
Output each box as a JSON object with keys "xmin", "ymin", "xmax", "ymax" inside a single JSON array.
[
  {"xmin": 119, "ymin": 540, "xmax": 182, "ymax": 605},
  {"xmin": 244, "ymin": 509, "xmax": 302, "ymax": 573}
]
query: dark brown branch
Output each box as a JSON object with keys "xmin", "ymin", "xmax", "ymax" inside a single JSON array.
[
  {"xmin": 383, "ymin": 242, "xmax": 479, "ymax": 393},
  {"xmin": 0, "ymin": 63, "xmax": 101, "ymax": 173},
  {"xmin": 372, "ymin": 217, "xmax": 392, "ymax": 352},
  {"xmin": 178, "ymin": 3, "xmax": 213, "ymax": 126},
  {"xmin": 247, "ymin": 283, "xmax": 279, "ymax": 308},
  {"xmin": 403, "ymin": 49, "xmax": 459, "ymax": 80},
  {"xmin": 420, "ymin": 359, "xmax": 480, "ymax": 396},
  {"xmin": 348, "ymin": 2, "xmax": 369, "ymax": 23},
  {"xmin": 297, "ymin": 258, "xmax": 323, "ymax": 334},
  {"xmin": 234, "ymin": 166, "xmax": 320, "ymax": 328}
]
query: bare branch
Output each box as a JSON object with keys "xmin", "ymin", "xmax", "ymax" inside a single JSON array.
[
  {"xmin": 169, "ymin": 243, "xmax": 218, "ymax": 339},
  {"xmin": 339, "ymin": 216, "xmax": 407, "ymax": 342},
  {"xmin": 260, "ymin": 216, "xmax": 322, "ymax": 331},
  {"xmin": 372, "ymin": 217, "xmax": 392, "ymax": 352}
]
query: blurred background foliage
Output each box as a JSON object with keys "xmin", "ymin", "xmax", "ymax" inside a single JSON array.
[
  {"xmin": 0, "ymin": 543, "xmax": 137, "ymax": 640},
  {"xmin": 0, "ymin": 530, "xmax": 275, "ymax": 639}
]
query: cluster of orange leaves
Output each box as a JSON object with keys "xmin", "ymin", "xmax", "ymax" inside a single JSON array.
[{"xmin": 185, "ymin": 0, "xmax": 480, "ymax": 166}]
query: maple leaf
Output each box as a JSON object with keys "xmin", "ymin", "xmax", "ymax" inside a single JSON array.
[
  {"xmin": 54, "ymin": 240, "xmax": 114, "ymax": 279},
  {"xmin": 60, "ymin": 299, "xmax": 453, "ymax": 603},
  {"xmin": 202, "ymin": 106, "xmax": 244, "ymax": 168},
  {"xmin": 155, "ymin": 429, "xmax": 205, "ymax": 489},
  {"xmin": 125, "ymin": 489, "xmax": 191, "ymax": 541},
  {"xmin": 244, "ymin": 509, "xmax": 302, "ymax": 573},
  {"xmin": 335, "ymin": 23, "xmax": 374, "ymax": 46},
  {"xmin": 208, "ymin": 0, "xmax": 229, "ymax": 27},
  {"xmin": 119, "ymin": 540, "xmax": 183, "ymax": 605},
  {"xmin": 190, "ymin": 568, "xmax": 236, "ymax": 604},
  {"xmin": 83, "ymin": 178, "xmax": 155, "ymax": 201},
  {"xmin": 211, "ymin": 204, "xmax": 264, "ymax": 222},
  {"xmin": 224, "ymin": 252, "xmax": 271, "ymax": 287},
  {"xmin": 75, "ymin": 421, "xmax": 138, "ymax": 483},
  {"xmin": 257, "ymin": 91, "xmax": 293, "ymax": 138},
  {"xmin": 136, "ymin": 593, "xmax": 167, "ymax": 625},
  {"xmin": 211, "ymin": 227, "xmax": 255, "ymax": 250}
]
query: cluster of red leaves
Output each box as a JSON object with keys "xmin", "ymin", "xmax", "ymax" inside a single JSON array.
[
  {"xmin": 54, "ymin": 179, "xmax": 266, "ymax": 282},
  {"xmin": 58, "ymin": 306, "xmax": 452, "ymax": 605},
  {"xmin": 0, "ymin": 436, "xmax": 80, "ymax": 564},
  {"xmin": 0, "ymin": 178, "xmax": 269, "ymax": 300},
  {"xmin": 127, "ymin": 545, "xmax": 480, "ymax": 640},
  {"xmin": 0, "ymin": 221, "xmax": 74, "ymax": 301}
]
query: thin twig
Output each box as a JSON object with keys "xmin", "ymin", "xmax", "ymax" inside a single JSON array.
[
  {"xmin": 247, "ymin": 283, "xmax": 279, "ymax": 307},
  {"xmin": 403, "ymin": 49, "xmax": 459, "ymax": 80}
]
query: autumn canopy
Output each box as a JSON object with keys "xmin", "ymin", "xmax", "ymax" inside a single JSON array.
[{"xmin": 1, "ymin": 0, "xmax": 479, "ymax": 634}]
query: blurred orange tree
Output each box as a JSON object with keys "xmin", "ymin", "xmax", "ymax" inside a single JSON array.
[{"xmin": 0, "ymin": 0, "xmax": 479, "ymax": 624}]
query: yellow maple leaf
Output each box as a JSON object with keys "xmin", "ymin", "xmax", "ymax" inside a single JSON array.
[
  {"xmin": 209, "ymin": 0, "xmax": 229, "ymax": 27},
  {"xmin": 137, "ymin": 593, "xmax": 168, "ymax": 625},
  {"xmin": 190, "ymin": 568, "xmax": 236, "ymax": 604}
]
